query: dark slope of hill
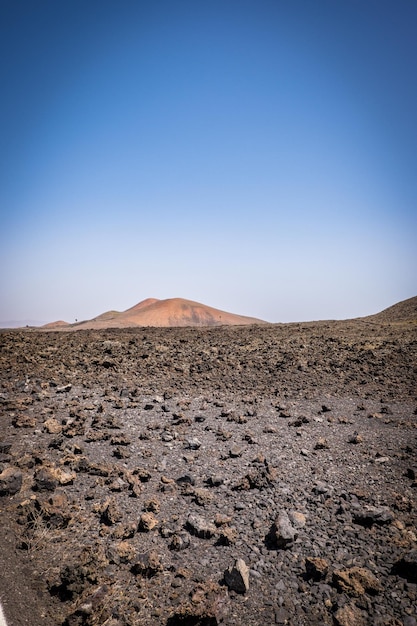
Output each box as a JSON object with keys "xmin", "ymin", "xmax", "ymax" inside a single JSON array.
[{"xmin": 367, "ymin": 295, "xmax": 417, "ymax": 323}]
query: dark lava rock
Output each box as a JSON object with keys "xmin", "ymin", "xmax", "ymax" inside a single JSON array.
[
  {"xmin": 34, "ymin": 467, "xmax": 58, "ymax": 492},
  {"xmin": 169, "ymin": 532, "xmax": 191, "ymax": 551},
  {"xmin": 99, "ymin": 498, "xmax": 122, "ymax": 526},
  {"xmin": 1, "ymin": 317, "xmax": 416, "ymax": 626},
  {"xmin": 131, "ymin": 550, "xmax": 162, "ymax": 577},
  {"xmin": 0, "ymin": 467, "xmax": 23, "ymax": 495},
  {"xmin": 268, "ymin": 511, "xmax": 298, "ymax": 549},
  {"xmin": 224, "ymin": 558, "xmax": 250, "ymax": 594},
  {"xmin": 352, "ymin": 505, "xmax": 395, "ymax": 527},
  {"xmin": 235, "ymin": 458, "xmax": 277, "ymax": 491},
  {"xmin": 392, "ymin": 550, "xmax": 417, "ymax": 583}
]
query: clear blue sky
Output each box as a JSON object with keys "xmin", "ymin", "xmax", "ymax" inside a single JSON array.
[{"xmin": 1, "ymin": 0, "xmax": 416, "ymax": 324}]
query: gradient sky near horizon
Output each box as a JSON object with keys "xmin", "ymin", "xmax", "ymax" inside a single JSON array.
[{"xmin": 1, "ymin": 0, "xmax": 416, "ymax": 325}]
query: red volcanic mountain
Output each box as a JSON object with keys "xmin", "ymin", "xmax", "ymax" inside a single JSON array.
[{"xmin": 50, "ymin": 298, "xmax": 267, "ymax": 329}]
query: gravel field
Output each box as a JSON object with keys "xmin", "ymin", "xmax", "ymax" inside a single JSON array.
[{"xmin": 0, "ymin": 307, "xmax": 416, "ymax": 625}]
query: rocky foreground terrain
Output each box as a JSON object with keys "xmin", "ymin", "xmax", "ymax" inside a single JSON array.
[{"xmin": 1, "ymin": 301, "xmax": 416, "ymax": 625}]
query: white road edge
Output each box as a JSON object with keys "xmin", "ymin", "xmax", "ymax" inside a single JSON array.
[{"xmin": 0, "ymin": 602, "xmax": 8, "ymax": 626}]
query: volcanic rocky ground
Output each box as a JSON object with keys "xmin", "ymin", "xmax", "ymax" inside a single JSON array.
[{"xmin": 0, "ymin": 304, "xmax": 416, "ymax": 626}]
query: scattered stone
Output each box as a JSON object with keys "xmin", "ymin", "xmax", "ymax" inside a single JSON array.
[
  {"xmin": 348, "ymin": 431, "xmax": 363, "ymax": 444},
  {"xmin": 333, "ymin": 602, "xmax": 367, "ymax": 626},
  {"xmin": 110, "ymin": 434, "xmax": 131, "ymax": 446},
  {"xmin": 0, "ymin": 467, "xmax": 23, "ymax": 496},
  {"xmin": 314, "ymin": 437, "xmax": 329, "ymax": 450},
  {"xmin": 270, "ymin": 511, "xmax": 298, "ymax": 549},
  {"xmin": 135, "ymin": 468, "xmax": 151, "ymax": 482},
  {"xmin": 305, "ymin": 557, "xmax": 329, "ymax": 581},
  {"xmin": 368, "ymin": 412, "xmax": 384, "ymax": 420},
  {"xmin": 313, "ymin": 481, "xmax": 332, "ymax": 496},
  {"xmin": 54, "ymin": 467, "xmax": 76, "ymax": 485},
  {"xmin": 99, "ymin": 498, "xmax": 122, "ymax": 526},
  {"xmin": 185, "ymin": 437, "xmax": 202, "ymax": 450},
  {"xmin": 332, "ymin": 567, "xmax": 382, "ymax": 596},
  {"xmin": 56, "ymin": 384, "xmax": 72, "ymax": 394},
  {"xmin": 173, "ymin": 414, "xmax": 192, "ymax": 426},
  {"xmin": 224, "ymin": 558, "xmax": 250, "ymax": 594},
  {"xmin": 352, "ymin": 505, "xmax": 394, "ymax": 527},
  {"xmin": 123, "ymin": 471, "xmax": 141, "ymax": 497},
  {"xmin": 217, "ymin": 526, "xmax": 238, "ymax": 545},
  {"xmin": 168, "ymin": 581, "xmax": 227, "ymax": 625},
  {"xmin": 216, "ymin": 428, "xmax": 232, "ymax": 441},
  {"xmin": 193, "ymin": 488, "xmax": 213, "ymax": 506},
  {"xmin": 139, "ymin": 512, "xmax": 158, "ymax": 532},
  {"xmin": 143, "ymin": 497, "xmax": 160, "ymax": 513},
  {"xmin": 392, "ymin": 550, "xmax": 417, "ymax": 582},
  {"xmin": 226, "ymin": 412, "xmax": 247, "ymax": 424},
  {"xmin": 12, "ymin": 414, "xmax": 36, "ymax": 428},
  {"xmin": 52, "ymin": 561, "xmax": 96, "ymax": 602},
  {"xmin": 43, "ymin": 418, "xmax": 62, "ymax": 434},
  {"xmin": 289, "ymin": 416, "xmax": 309, "ymax": 427},
  {"xmin": 274, "ymin": 607, "xmax": 291, "ymax": 624},
  {"xmin": 38, "ymin": 493, "xmax": 71, "ymax": 529},
  {"xmin": 113, "ymin": 446, "xmax": 130, "ymax": 459},
  {"xmin": 235, "ymin": 458, "xmax": 277, "ymax": 491},
  {"xmin": 288, "ymin": 510, "xmax": 306, "ymax": 528},
  {"xmin": 186, "ymin": 514, "xmax": 216, "ymax": 539},
  {"xmin": 111, "ymin": 521, "xmax": 136, "ymax": 540},
  {"xmin": 374, "ymin": 455, "xmax": 390, "ymax": 464},
  {"xmin": 169, "ymin": 532, "xmax": 191, "ymax": 551},
  {"xmin": 34, "ymin": 467, "xmax": 58, "ymax": 492},
  {"xmin": 176, "ymin": 474, "xmax": 195, "ymax": 486},
  {"xmin": 207, "ymin": 475, "xmax": 224, "ymax": 487},
  {"xmin": 214, "ymin": 513, "xmax": 232, "ymax": 527},
  {"xmin": 114, "ymin": 541, "xmax": 136, "ymax": 564},
  {"xmin": 161, "ymin": 475, "xmax": 176, "ymax": 485},
  {"xmin": 131, "ymin": 550, "xmax": 162, "ymax": 577},
  {"xmin": 338, "ymin": 416, "xmax": 350, "ymax": 424}
]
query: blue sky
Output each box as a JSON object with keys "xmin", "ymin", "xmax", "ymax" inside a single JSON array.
[{"xmin": 1, "ymin": 0, "xmax": 416, "ymax": 324}]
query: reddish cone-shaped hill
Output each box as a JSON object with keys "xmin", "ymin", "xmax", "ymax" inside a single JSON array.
[{"xmin": 62, "ymin": 298, "xmax": 267, "ymax": 330}]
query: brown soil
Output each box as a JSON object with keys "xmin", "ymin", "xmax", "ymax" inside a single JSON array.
[{"xmin": 1, "ymin": 307, "xmax": 416, "ymax": 625}]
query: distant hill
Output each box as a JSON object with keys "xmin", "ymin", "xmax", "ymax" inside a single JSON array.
[
  {"xmin": 46, "ymin": 298, "xmax": 267, "ymax": 330},
  {"xmin": 366, "ymin": 295, "xmax": 417, "ymax": 323},
  {"xmin": 42, "ymin": 320, "xmax": 70, "ymax": 329},
  {"xmin": 24, "ymin": 295, "xmax": 417, "ymax": 331}
]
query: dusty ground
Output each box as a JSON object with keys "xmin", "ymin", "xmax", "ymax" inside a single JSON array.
[{"xmin": 0, "ymin": 314, "xmax": 416, "ymax": 625}]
